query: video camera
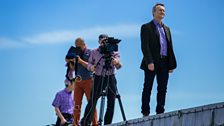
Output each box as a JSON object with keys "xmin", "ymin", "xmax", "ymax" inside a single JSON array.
[
  {"xmin": 100, "ymin": 37, "xmax": 121, "ymax": 54},
  {"xmin": 65, "ymin": 46, "xmax": 83, "ymax": 82},
  {"xmin": 66, "ymin": 46, "xmax": 82, "ymax": 59}
]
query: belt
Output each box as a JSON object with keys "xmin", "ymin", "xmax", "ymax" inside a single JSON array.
[
  {"xmin": 160, "ymin": 55, "xmax": 167, "ymax": 59},
  {"xmin": 62, "ymin": 113, "xmax": 73, "ymax": 118}
]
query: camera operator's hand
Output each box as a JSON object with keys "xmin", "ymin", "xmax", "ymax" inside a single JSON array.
[
  {"xmin": 112, "ymin": 58, "xmax": 119, "ymax": 65},
  {"xmin": 77, "ymin": 56, "xmax": 82, "ymax": 63},
  {"xmin": 77, "ymin": 56, "xmax": 88, "ymax": 68},
  {"xmin": 69, "ymin": 58, "xmax": 76, "ymax": 62},
  {"xmin": 90, "ymin": 65, "xmax": 96, "ymax": 72},
  {"xmin": 65, "ymin": 58, "xmax": 75, "ymax": 63},
  {"xmin": 112, "ymin": 58, "xmax": 122, "ymax": 69},
  {"xmin": 99, "ymin": 38, "xmax": 107, "ymax": 45}
]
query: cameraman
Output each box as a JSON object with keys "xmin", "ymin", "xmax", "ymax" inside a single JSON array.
[
  {"xmin": 66, "ymin": 38, "xmax": 98, "ymax": 126},
  {"xmin": 80, "ymin": 34, "xmax": 122, "ymax": 126}
]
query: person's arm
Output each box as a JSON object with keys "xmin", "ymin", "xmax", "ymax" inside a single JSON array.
[
  {"xmin": 78, "ymin": 57, "xmax": 88, "ymax": 68},
  {"xmin": 167, "ymin": 27, "xmax": 177, "ymax": 71},
  {"xmin": 112, "ymin": 51, "xmax": 122, "ymax": 69},
  {"xmin": 55, "ymin": 107, "xmax": 67, "ymax": 125},
  {"xmin": 65, "ymin": 58, "xmax": 75, "ymax": 63},
  {"xmin": 141, "ymin": 24, "xmax": 153, "ymax": 64},
  {"xmin": 87, "ymin": 50, "xmax": 96, "ymax": 72},
  {"xmin": 52, "ymin": 93, "xmax": 67, "ymax": 125},
  {"xmin": 141, "ymin": 24, "xmax": 155, "ymax": 71}
]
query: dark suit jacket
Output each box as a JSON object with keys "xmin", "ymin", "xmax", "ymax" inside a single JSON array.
[{"xmin": 140, "ymin": 20, "xmax": 177, "ymax": 70}]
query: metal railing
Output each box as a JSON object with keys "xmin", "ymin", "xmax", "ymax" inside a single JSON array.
[
  {"xmin": 108, "ymin": 102, "xmax": 224, "ymax": 126},
  {"xmin": 46, "ymin": 102, "xmax": 224, "ymax": 126}
]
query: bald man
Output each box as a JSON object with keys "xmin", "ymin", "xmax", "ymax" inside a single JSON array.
[{"xmin": 66, "ymin": 38, "xmax": 98, "ymax": 126}]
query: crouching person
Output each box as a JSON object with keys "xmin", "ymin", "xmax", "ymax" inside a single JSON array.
[{"xmin": 52, "ymin": 80, "xmax": 74, "ymax": 126}]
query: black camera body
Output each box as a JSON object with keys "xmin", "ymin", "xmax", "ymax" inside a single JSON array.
[
  {"xmin": 100, "ymin": 37, "xmax": 121, "ymax": 54},
  {"xmin": 65, "ymin": 46, "xmax": 83, "ymax": 83},
  {"xmin": 66, "ymin": 46, "xmax": 82, "ymax": 59}
]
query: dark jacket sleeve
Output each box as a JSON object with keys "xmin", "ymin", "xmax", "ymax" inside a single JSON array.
[
  {"xmin": 166, "ymin": 27, "xmax": 177, "ymax": 70},
  {"xmin": 141, "ymin": 24, "xmax": 153, "ymax": 65}
]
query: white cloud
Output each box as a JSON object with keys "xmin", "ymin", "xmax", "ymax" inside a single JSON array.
[
  {"xmin": 0, "ymin": 24, "xmax": 140, "ymax": 49},
  {"xmin": 22, "ymin": 24, "xmax": 140, "ymax": 44},
  {"xmin": 0, "ymin": 24, "xmax": 184, "ymax": 50},
  {"xmin": 0, "ymin": 37, "xmax": 24, "ymax": 49}
]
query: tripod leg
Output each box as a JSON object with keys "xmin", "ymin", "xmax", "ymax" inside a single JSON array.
[
  {"xmin": 116, "ymin": 94, "xmax": 127, "ymax": 121},
  {"xmin": 98, "ymin": 76, "xmax": 109, "ymax": 126},
  {"xmin": 98, "ymin": 91, "xmax": 106, "ymax": 126}
]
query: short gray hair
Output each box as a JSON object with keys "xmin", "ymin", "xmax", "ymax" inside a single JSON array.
[{"xmin": 152, "ymin": 3, "xmax": 165, "ymax": 16}]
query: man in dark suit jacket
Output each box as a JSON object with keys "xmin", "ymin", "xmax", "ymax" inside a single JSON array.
[{"xmin": 140, "ymin": 3, "xmax": 177, "ymax": 116}]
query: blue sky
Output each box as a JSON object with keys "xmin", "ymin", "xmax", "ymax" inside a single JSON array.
[{"xmin": 0, "ymin": 0, "xmax": 224, "ymax": 126}]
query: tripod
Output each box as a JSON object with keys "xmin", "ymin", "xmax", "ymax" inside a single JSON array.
[{"xmin": 97, "ymin": 55, "xmax": 126, "ymax": 126}]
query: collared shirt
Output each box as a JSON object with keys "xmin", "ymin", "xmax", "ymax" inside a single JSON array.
[
  {"xmin": 153, "ymin": 19, "xmax": 168, "ymax": 56},
  {"xmin": 52, "ymin": 88, "xmax": 74, "ymax": 115},
  {"xmin": 76, "ymin": 48, "xmax": 93, "ymax": 80},
  {"xmin": 87, "ymin": 48, "xmax": 121, "ymax": 76}
]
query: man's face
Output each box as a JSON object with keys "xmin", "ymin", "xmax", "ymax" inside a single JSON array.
[
  {"xmin": 153, "ymin": 5, "xmax": 165, "ymax": 20},
  {"xmin": 99, "ymin": 38, "xmax": 107, "ymax": 46},
  {"xmin": 75, "ymin": 40, "xmax": 85, "ymax": 50}
]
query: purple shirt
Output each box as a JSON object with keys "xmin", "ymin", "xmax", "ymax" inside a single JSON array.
[
  {"xmin": 153, "ymin": 19, "xmax": 167, "ymax": 56},
  {"xmin": 87, "ymin": 48, "xmax": 121, "ymax": 76},
  {"xmin": 52, "ymin": 88, "xmax": 74, "ymax": 114}
]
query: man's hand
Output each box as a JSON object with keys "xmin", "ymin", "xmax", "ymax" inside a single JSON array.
[
  {"xmin": 65, "ymin": 58, "xmax": 75, "ymax": 63},
  {"xmin": 112, "ymin": 59, "xmax": 119, "ymax": 65},
  {"xmin": 169, "ymin": 69, "xmax": 174, "ymax": 73},
  {"xmin": 148, "ymin": 63, "xmax": 155, "ymax": 71},
  {"xmin": 76, "ymin": 56, "xmax": 88, "ymax": 68},
  {"xmin": 61, "ymin": 118, "xmax": 67, "ymax": 125},
  {"xmin": 77, "ymin": 56, "xmax": 82, "ymax": 63},
  {"xmin": 70, "ymin": 58, "xmax": 75, "ymax": 62},
  {"xmin": 90, "ymin": 65, "xmax": 96, "ymax": 72}
]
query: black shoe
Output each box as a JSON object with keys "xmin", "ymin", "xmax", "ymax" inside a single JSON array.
[{"xmin": 156, "ymin": 105, "xmax": 165, "ymax": 114}]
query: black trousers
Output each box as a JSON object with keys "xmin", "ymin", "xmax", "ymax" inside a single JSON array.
[
  {"xmin": 81, "ymin": 75, "xmax": 117, "ymax": 126},
  {"xmin": 141, "ymin": 58, "xmax": 169, "ymax": 115},
  {"xmin": 55, "ymin": 113, "xmax": 73, "ymax": 126}
]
